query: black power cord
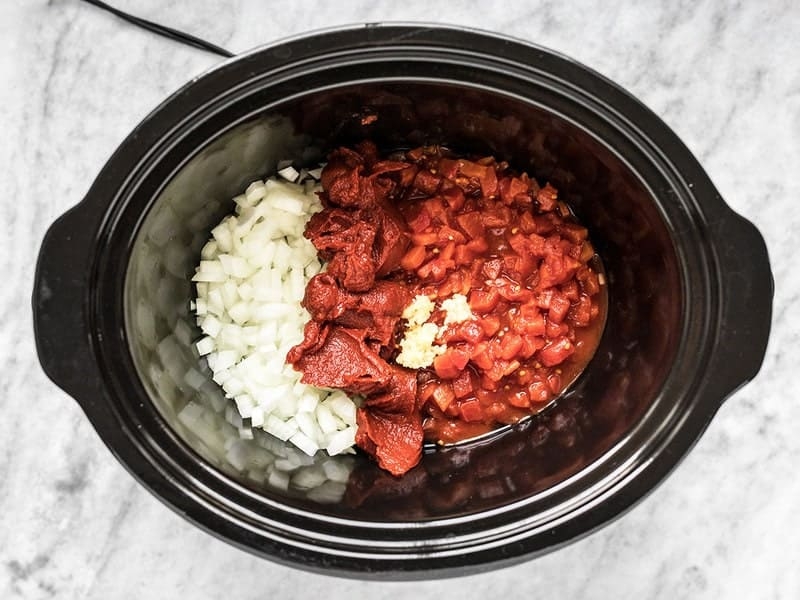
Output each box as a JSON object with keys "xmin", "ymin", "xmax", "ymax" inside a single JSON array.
[{"xmin": 79, "ymin": 0, "xmax": 235, "ymax": 58}]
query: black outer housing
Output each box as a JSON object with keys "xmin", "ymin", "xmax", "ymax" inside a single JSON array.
[{"xmin": 33, "ymin": 25, "xmax": 772, "ymax": 579}]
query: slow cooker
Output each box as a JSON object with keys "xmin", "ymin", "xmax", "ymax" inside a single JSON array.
[{"xmin": 33, "ymin": 25, "xmax": 772, "ymax": 579}]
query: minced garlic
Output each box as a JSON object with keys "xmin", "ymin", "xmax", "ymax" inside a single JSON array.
[
  {"xmin": 441, "ymin": 294, "xmax": 473, "ymax": 325},
  {"xmin": 396, "ymin": 293, "xmax": 476, "ymax": 369},
  {"xmin": 396, "ymin": 322, "xmax": 445, "ymax": 369},
  {"xmin": 402, "ymin": 294, "xmax": 435, "ymax": 326}
]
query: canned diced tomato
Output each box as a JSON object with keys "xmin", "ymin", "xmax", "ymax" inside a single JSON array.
[
  {"xmin": 538, "ymin": 337, "xmax": 575, "ymax": 367},
  {"xmin": 459, "ymin": 399, "xmax": 484, "ymax": 422},
  {"xmin": 452, "ymin": 369, "xmax": 474, "ymax": 399}
]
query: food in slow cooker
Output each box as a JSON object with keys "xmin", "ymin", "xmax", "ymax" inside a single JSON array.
[
  {"xmin": 289, "ymin": 143, "xmax": 606, "ymax": 474},
  {"xmin": 193, "ymin": 142, "xmax": 605, "ymax": 476}
]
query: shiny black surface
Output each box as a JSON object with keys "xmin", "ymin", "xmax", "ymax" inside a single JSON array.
[{"xmin": 33, "ymin": 25, "xmax": 772, "ymax": 578}]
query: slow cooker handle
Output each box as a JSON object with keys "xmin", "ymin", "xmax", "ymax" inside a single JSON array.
[
  {"xmin": 33, "ymin": 203, "xmax": 107, "ymax": 405},
  {"xmin": 710, "ymin": 210, "xmax": 773, "ymax": 399}
]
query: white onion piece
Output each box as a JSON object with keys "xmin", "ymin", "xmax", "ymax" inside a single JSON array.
[
  {"xmin": 290, "ymin": 431, "xmax": 319, "ymax": 456},
  {"xmin": 195, "ymin": 336, "xmax": 215, "ymax": 356},
  {"xmin": 277, "ymin": 165, "xmax": 300, "ymax": 182},
  {"xmin": 325, "ymin": 427, "xmax": 357, "ymax": 456}
]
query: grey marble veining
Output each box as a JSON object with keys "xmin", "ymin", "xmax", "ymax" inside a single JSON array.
[{"xmin": 2, "ymin": 0, "xmax": 798, "ymax": 598}]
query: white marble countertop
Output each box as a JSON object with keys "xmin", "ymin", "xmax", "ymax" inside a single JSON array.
[{"xmin": 2, "ymin": 0, "xmax": 797, "ymax": 597}]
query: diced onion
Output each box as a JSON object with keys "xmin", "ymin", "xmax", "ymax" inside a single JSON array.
[
  {"xmin": 192, "ymin": 174, "xmax": 362, "ymax": 457},
  {"xmin": 277, "ymin": 165, "xmax": 300, "ymax": 182}
]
